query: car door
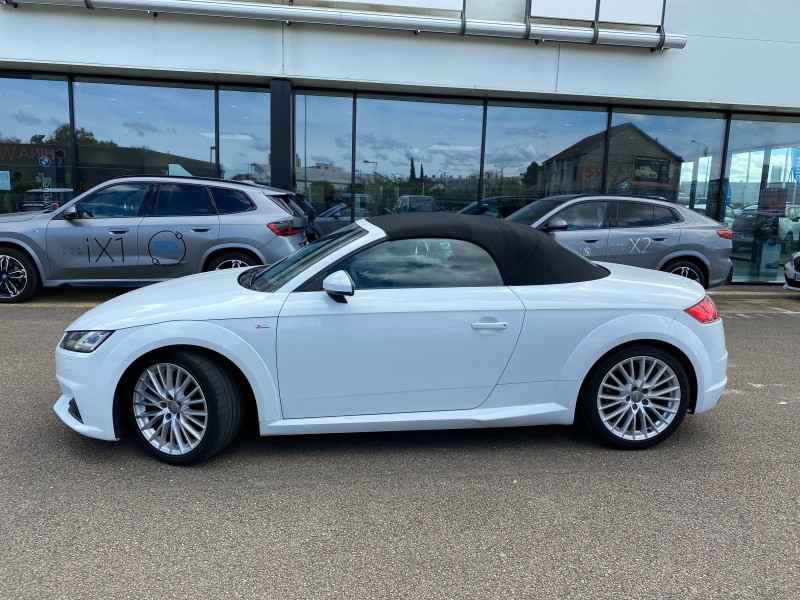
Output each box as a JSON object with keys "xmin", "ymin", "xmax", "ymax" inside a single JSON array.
[
  {"xmin": 276, "ymin": 237, "xmax": 525, "ymax": 419},
  {"xmin": 541, "ymin": 199, "xmax": 611, "ymax": 261},
  {"xmin": 45, "ymin": 182, "xmax": 150, "ymax": 280},
  {"xmin": 605, "ymin": 201, "xmax": 681, "ymax": 269},
  {"xmin": 137, "ymin": 183, "xmax": 220, "ymax": 280}
]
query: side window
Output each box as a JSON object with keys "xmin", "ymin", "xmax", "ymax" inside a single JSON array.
[
  {"xmin": 152, "ymin": 184, "xmax": 212, "ymax": 217},
  {"xmin": 210, "ymin": 187, "xmax": 255, "ymax": 214},
  {"xmin": 653, "ymin": 205, "xmax": 680, "ymax": 225},
  {"xmin": 615, "ymin": 202, "xmax": 655, "ymax": 227},
  {"xmin": 552, "ymin": 201, "xmax": 608, "ymax": 230},
  {"xmin": 76, "ymin": 183, "xmax": 150, "ymax": 218},
  {"xmin": 335, "ymin": 238, "xmax": 502, "ymax": 289}
]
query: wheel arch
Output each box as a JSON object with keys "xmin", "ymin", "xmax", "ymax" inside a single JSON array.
[
  {"xmin": 200, "ymin": 245, "xmax": 265, "ymax": 272},
  {"xmin": 112, "ymin": 344, "xmax": 260, "ymax": 438},
  {"xmin": 105, "ymin": 321, "xmax": 281, "ymax": 438},
  {"xmin": 0, "ymin": 239, "xmax": 48, "ymax": 281},
  {"xmin": 558, "ymin": 314, "xmax": 701, "ymax": 416},
  {"xmin": 576, "ymin": 339, "xmax": 699, "ymax": 414},
  {"xmin": 659, "ymin": 254, "xmax": 709, "ymax": 283}
]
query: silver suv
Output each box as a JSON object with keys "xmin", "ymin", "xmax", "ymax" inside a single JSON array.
[
  {"xmin": 506, "ymin": 194, "xmax": 733, "ymax": 288},
  {"xmin": 0, "ymin": 176, "xmax": 307, "ymax": 302}
]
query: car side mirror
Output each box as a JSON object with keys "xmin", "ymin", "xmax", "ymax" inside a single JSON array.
[
  {"xmin": 63, "ymin": 205, "xmax": 79, "ymax": 219},
  {"xmin": 322, "ymin": 270, "xmax": 354, "ymax": 302},
  {"xmin": 543, "ymin": 218, "xmax": 568, "ymax": 232}
]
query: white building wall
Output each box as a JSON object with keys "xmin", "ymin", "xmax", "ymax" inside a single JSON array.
[{"xmin": 0, "ymin": 0, "xmax": 798, "ymax": 111}]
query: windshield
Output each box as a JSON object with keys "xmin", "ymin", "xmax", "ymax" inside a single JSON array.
[
  {"xmin": 505, "ymin": 198, "xmax": 565, "ymax": 226},
  {"xmin": 241, "ymin": 223, "xmax": 367, "ymax": 292}
]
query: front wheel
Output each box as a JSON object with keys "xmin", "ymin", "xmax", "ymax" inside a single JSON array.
[
  {"xmin": 129, "ymin": 349, "xmax": 243, "ymax": 465},
  {"xmin": 663, "ymin": 259, "xmax": 707, "ymax": 288},
  {"xmin": 783, "ymin": 232, "xmax": 794, "ymax": 253},
  {"xmin": 579, "ymin": 346, "xmax": 690, "ymax": 450},
  {"xmin": 0, "ymin": 248, "xmax": 40, "ymax": 303}
]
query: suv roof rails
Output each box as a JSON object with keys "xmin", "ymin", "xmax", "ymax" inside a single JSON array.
[{"xmin": 109, "ymin": 174, "xmax": 292, "ymax": 194}]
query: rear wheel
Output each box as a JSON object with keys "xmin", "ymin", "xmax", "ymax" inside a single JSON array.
[
  {"xmin": 663, "ymin": 259, "xmax": 707, "ymax": 288},
  {"xmin": 207, "ymin": 251, "xmax": 258, "ymax": 271},
  {"xmin": 129, "ymin": 349, "xmax": 243, "ymax": 465},
  {"xmin": 580, "ymin": 346, "xmax": 690, "ymax": 450},
  {"xmin": 0, "ymin": 248, "xmax": 39, "ymax": 303}
]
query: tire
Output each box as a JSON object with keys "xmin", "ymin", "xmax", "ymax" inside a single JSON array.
[
  {"xmin": 663, "ymin": 259, "xmax": 707, "ymax": 288},
  {"xmin": 783, "ymin": 232, "xmax": 793, "ymax": 254},
  {"xmin": 0, "ymin": 247, "xmax": 40, "ymax": 303},
  {"xmin": 129, "ymin": 349, "xmax": 243, "ymax": 465},
  {"xmin": 206, "ymin": 251, "xmax": 258, "ymax": 271},
  {"xmin": 579, "ymin": 346, "xmax": 690, "ymax": 450}
]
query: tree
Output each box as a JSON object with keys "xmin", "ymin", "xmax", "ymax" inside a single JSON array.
[
  {"xmin": 44, "ymin": 123, "xmax": 118, "ymax": 146},
  {"xmin": 522, "ymin": 159, "xmax": 540, "ymax": 188},
  {"xmin": 419, "ymin": 164, "xmax": 425, "ymax": 181},
  {"xmin": 409, "ymin": 157, "xmax": 416, "ymax": 182},
  {"xmin": 0, "ymin": 132, "xmax": 21, "ymax": 143}
]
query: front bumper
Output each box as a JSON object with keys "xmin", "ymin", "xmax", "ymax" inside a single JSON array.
[{"xmin": 53, "ymin": 345, "xmax": 130, "ymax": 441}]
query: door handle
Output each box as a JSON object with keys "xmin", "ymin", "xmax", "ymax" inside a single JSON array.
[
  {"xmin": 582, "ymin": 237, "xmax": 600, "ymax": 243},
  {"xmin": 652, "ymin": 236, "xmax": 667, "ymax": 241},
  {"xmin": 471, "ymin": 322, "xmax": 508, "ymax": 330},
  {"xmin": 108, "ymin": 228, "xmax": 129, "ymax": 234},
  {"xmin": 191, "ymin": 227, "xmax": 211, "ymax": 232}
]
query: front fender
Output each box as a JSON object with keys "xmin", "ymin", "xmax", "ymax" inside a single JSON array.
[
  {"xmin": 105, "ymin": 319, "xmax": 281, "ymax": 423},
  {"xmin": 0, "ymin": 235, "xmax": 49, "ymax": 280}
]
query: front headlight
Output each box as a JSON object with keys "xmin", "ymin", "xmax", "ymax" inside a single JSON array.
[{"xmin": 59, "ymin": 330, "xmax": 114, "ymax": 353}]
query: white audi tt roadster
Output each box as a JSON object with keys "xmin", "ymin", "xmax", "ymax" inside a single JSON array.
[{"xmin": 54, "ymin": 213, "xmax": 727, "ymax": 464}]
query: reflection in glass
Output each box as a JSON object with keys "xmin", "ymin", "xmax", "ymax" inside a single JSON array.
[
  {"xmin": 73, "ymin": 79, "xmax": 215, "ymax": 189},
  {"xmin": 295, "ymin": 93, "xmax": 353, "ymax": 213},
  {"xmin": 0, "ymin": 76, "xmax": 71, "ymax": 213},
  {"xmin": 356, "ymin": 97, "xmax": 483, "ymax": 213},
  {"xmin": 485, "ymin": 104, "xmax": 607, "ymax": 200},
  {"xmin": 609, "ymin": 110, "xmax": 726, "ymax": 216},
  {"xmin": 726, "ymin": 116, "xmax": 800, "ymax": 283},
  {"xmin": 219, "ymin": 88, "xmax": 270, "ymax": 184}
]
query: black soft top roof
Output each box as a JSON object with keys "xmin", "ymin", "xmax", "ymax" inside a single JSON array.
[{"xmin": 366, "ymin": 213, "xmax": 608, "ymax": 286}]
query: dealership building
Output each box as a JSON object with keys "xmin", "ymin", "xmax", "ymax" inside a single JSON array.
[{"xmin": 1, "ymin": 0, "xmax": 799, "ymax": 283}]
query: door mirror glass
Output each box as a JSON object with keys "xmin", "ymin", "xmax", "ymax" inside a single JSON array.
[{"xmin": 322, "ymin": 270, "xmax": 355, "ymax": 300}]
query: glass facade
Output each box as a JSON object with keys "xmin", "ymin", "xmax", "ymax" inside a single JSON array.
[
  {"xmin": 355, "ymin": 96, "xmax": 484, "ymax": 214},
  {"xmin": 4, "ymin": 70, "xmax": 800, "ymax": 283},
  {"xmin": 218, "ymin": 87, "xmax": 270, "ymax": 183},
  {"xmin": 0, "ymin": 75, "xmax": 71, "ymax": 214},
  {"xmin": 295, "ymin": 93, "xmax": 353, "ymax": 212},
  {"xmin": 73, "ymin": 79, "xmax": 216, "ymax": 189},
  {"xmin": 726, "ymin": 116, "xmax": 800, "ymax": 282},
  {"xmin": 485, "ymin": 103, "xmax": 607, "ymax": 200}
]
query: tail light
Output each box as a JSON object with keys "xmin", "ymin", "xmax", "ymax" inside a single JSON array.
[
  {"xmin": 685, "ymin": 295, "xmax": 720, "ymax": 324},
  {"xmin": 268, "ymin": 220, "xmax": 305, "ymax": 237},
  {"xmin": 717, "ymin": 230, "xmax": 732, "ymax": 239}
]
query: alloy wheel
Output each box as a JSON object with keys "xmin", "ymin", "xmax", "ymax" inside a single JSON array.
[
  {"xmin": 596, "ymin": 355, "xmax": 681, "ymax": 441},
  {"xmin": 669, "ymin": 265, "xmax": 700, "ymax": 283},
  {"xmin": 133, "ymin": 362, "xmax": 209, "ymax": 455},
  {"xmin": 214, "ymin": 258, "xmax": 249, "ymax": 269},
  {"xmin": 0, "ymin": 254, "xmax": 28, "ymax": 300}
]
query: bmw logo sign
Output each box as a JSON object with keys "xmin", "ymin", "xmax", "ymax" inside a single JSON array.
[{"xmin": 38, "ymin": 156, "xmax": 52, "ymax": 167}]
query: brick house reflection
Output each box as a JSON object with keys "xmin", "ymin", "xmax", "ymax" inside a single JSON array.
[{"xmin": 535, "ymin": 123, "xmax": 682, "ymax": 201}]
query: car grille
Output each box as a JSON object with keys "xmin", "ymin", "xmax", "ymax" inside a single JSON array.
[{"xmin": 794, "ymin": 256, "xmax": 800, "ymax": 272}]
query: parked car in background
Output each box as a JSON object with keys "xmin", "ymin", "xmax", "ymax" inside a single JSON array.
[
  {"xmin": 731, "ymin": 204, "xmax": 800, "ymax": 253},
  {"xmin": 340, "ymin": 193, "xmax": 375, "ymax": 215},
  {"xmin": 0, "ymin": 175, "xmax": 306, "ymax": 303},
  {"xmin": 393, "ymin": 195, "xmax": 444, "ymax": 213},
  {"xmin": 53, "ymin": 213, "xmax": 726, "ymax": 464},
  {"xmin": 308, "ymin": 202, "xmax": 372, "ymax": 240},
  {"xmin": 13, "ymin": 188, "xmax": 75, "ymax": 212},
  {"xmin": 784, "ymin": 250, "xmax": 800, "ymax": 292},
  {"xmin": 459, "ymin": 196, "xmax": 534, "ymax": 219},
  {"xmin": 506, "ymin": 194, "xmax": 732, "ymax": 288}
]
